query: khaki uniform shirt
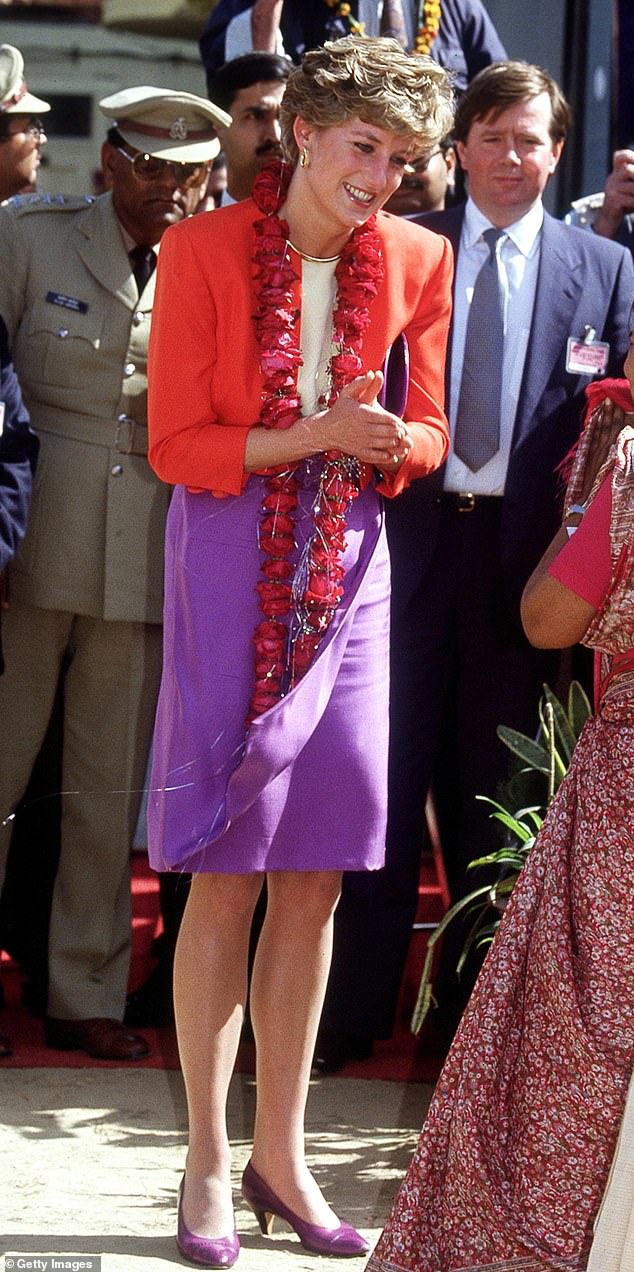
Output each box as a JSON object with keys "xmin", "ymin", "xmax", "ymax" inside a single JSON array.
[{"xmin": 0, "ymin": 191, "xmax": 169, "ymax": 624}]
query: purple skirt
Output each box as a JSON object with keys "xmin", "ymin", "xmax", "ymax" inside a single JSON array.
[{"xmin": 148, "ymin": 466, "xmax": 390, "ymax": 874}]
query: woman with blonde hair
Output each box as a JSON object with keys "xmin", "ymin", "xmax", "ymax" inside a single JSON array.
[{"xmin": 147, "ymin": 35, "xmax": 454, "ymax": 1268}]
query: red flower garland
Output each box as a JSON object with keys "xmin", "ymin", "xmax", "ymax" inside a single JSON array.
[{"xmin": 247, "ymin": 160, "xmax": 384, "ymax": 725}]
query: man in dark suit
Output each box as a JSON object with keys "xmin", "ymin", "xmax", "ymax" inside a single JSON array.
[
  {"xmin": 0, "ymin": 314, "xmax": 37, "ymax": 1057},
  {"xmin": 317, "ymin": 59, "xmax": 634, "ymax": 1068},
  {"xmin": 0, "ymin": 317, "xmax": 37, "ymax": 585},
  {"xmin": 200, "ymin": 0, "xmax": 506, "ymax": 94}
]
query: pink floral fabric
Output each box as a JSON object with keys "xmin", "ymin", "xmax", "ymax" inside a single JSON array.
[{"xmin": 367, "ymin": 402, "xmax": 634, "ymax": 1272}]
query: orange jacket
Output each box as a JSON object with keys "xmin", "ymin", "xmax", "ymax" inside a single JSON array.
[{"xmin": 148, "ymin": 196, "xmax": 452, "ymax": 498}]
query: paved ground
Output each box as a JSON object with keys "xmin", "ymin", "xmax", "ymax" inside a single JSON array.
[{"xmin": 2, "ymin": 1068, "xmax": 433, "ymax": 1272}]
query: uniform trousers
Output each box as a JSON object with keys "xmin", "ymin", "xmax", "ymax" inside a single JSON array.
[{"xmin": 0, "ymin": 601, "xmax": 162, "ymax": 1019}]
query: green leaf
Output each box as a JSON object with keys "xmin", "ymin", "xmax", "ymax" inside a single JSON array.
[
  {"xmin": 476, "ymin": 796, "xmax": 542, "ymax": 844},
  {"xmin": 410, "ymin": 884, "xmax": 494, "ymax": 1034},
  {"xmin": 542, "ymin": 683, "xmax": 576, "ymax": 762},
  {"xmin": 524, "ymin": 809, "xmax": 544, "ymax": 831},
  {"xmin": 467, "ymin": 849, "xmax": 527, "ymax": 869},
  {"xmin": 494, "ymin": 875, "xmax": 521, "ymax": 897},
  {"xmin": 568, "ymin": 679, "xmax": 592, "ymax": 737},
  {"xmin": 496, "ymin": 725, "xmax": 550, "ymax": 772}
]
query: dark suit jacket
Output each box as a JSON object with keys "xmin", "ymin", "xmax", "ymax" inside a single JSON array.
[
  {"xmin": 0, "ymin": 314, "xmax": 37, "ymax": 574},
  {"xmin": 0, "ymin": 312, "xmax": 38, "ymax": 673},
  {"xmin": 386, "ymin": 203, "xmax": 634, "ymax": 615},
  {"xmin": 200, "ymin": 0, "xmax": 506, "ymax": 91}
]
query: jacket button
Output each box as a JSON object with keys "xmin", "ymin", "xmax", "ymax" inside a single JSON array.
[
  {"xmin": 111, "ymin": 464, "xmax": 123, "ymax": 477},
  {"xmin": 133, "ymin": 311, "xmax": 145, "ymax": 326},
  {"xmin": 124, "ymin": 361, "xmax": 136, "ymax": 377},
  {"xmin": 58, "ymin": 328, "xmax": 69, "ymax": 339}
]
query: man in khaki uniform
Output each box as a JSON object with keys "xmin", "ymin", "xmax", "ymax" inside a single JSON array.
[
  {"xmin": 0, "ymin": 83, "xmax": 230, "ymax": 1059},
  {"xmin": 0, "ymin": 44, "xmax": 50, "ymax": 202}
]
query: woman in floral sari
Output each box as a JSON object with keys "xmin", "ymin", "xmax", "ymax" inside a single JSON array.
[{"xmin": 367, "ymin": 349, "xmax": 634, "ymax": 1272}]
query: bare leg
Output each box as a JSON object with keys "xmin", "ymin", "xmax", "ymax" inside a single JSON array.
[
  {"xmin": 249, "ymin": 869, "xmax": 343, "ymax": 1226},
  {"xmin": 174, "ymin": 870, "xmax": 263, "ymax": 1238}
]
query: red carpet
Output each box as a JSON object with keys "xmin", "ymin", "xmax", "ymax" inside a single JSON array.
[{"xmin": 0, "ymin": 853, "xmax": 449, "ymax": 1081}]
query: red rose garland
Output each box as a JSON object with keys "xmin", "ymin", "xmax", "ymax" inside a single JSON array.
[{"xmin": 247, "ymin": 160, "xmax": 384, "ymax": 725}]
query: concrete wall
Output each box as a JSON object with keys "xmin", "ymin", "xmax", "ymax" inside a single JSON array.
[{"xmin": 0, "ymin": 18, "xmax": 206, "ymax": 195}]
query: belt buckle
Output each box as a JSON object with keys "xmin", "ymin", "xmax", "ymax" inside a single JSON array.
[
  {"xmin": 458, "ymin": 491, "xmax": 476, "ymax": 512},
  {"xmin": 114, "ymin": 416, "xmax": 135, "ymax": 454}
]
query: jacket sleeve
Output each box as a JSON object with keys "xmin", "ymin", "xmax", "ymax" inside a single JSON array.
[
  {"xmin": 199, "ymin": 0, "xmax": 251, "ymax": 74},
  {"xmin": 148, "ymin": 223, "xmax": 252, "ymax": 497},
  {"xmin": 459, "ymin": 0, "xmax": 507, "ymax": 79},
  {"xmin": 603, "ymin": 243, "xmax": 634, "ymax": 377},
  {"xmin": 377, "ymin": 230, "xmax": 453, "ymax": 498},
  {"xmin": 0, "ymin": 314, "xmax": 39, "ymax": 571}
]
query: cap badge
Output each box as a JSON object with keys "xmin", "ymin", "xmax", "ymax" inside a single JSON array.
[{"xmin": 168, "ymin": 117, "xmax": 188, "ymax": 141}]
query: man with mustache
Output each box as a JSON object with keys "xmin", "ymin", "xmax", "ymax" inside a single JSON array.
[
  {"xmin": 0, "ymin": 85, "xmax": 231, "ymax": 1060},
  {"xmin": 206, "ymin": 51, "xmax": 291, "ymax": 204}
]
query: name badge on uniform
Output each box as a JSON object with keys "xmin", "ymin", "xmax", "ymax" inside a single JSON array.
[
  {"xmin": 0, "ymin": 402, "xmax": 5, "ymax": 436},
  {"xmin": 46, "ymin": 291, "xmax": 89, "ymax": 314},
  {"xmin": 565, "ymin": 326, "xmax": 609, "ymax": 376}
]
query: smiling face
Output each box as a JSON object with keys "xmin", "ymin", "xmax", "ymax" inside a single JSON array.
[
  {"xmin": 288, "ymin": 116, "xmax": 414, "ymax": 253},
  {"xmin": 457, "ymin": 92, "xmax": 563, "ymax": 227},
  {"xmin": 102, "ymin": 140, "xmax": 207, "ymax": 245}
]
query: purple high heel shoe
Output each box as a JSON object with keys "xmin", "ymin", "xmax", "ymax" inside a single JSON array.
[
  {"xmin": 177, "ymin": 1177, "xmax": 240, "ymax": 1268},
  {"xmin": 241, "ymin": 1160, "xmax": 369, "ymax": 1258}
]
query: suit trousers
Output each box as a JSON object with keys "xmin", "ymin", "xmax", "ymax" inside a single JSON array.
[
  {"xmin": 0, "ymin": 602, "xmax": 162, "ymax": 1019},
  {"xmin": 321, "ymin": 497, "xmax": 559, "ymax": 1039}
]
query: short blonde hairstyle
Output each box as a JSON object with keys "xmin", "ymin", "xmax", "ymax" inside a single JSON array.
[{"xmin": 280, "ymin": 36, "xmax": 455, "ymax": 165}]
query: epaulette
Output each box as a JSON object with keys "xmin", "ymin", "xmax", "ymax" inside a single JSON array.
[{"xmin": 6, "ymin": 192, "xmax": 96, "ymax": 214}]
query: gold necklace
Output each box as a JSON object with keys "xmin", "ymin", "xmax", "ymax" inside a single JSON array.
[{"xmin": 286, "ymin": 238, "xmax": 341, "ymax": 264}]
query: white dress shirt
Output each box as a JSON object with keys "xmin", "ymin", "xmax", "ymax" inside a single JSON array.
[{"xmin": 444, "ymin": 196, "xmax": 543, "ymax": 496}]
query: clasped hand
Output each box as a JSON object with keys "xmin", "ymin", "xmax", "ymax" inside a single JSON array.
[
  {"xmin": 579, "ymin": 398, "xmax": 634, "ymax": 504},
  {"xmin": 317, "ymin": 371, "xmax": 412, "ymax": 469}
]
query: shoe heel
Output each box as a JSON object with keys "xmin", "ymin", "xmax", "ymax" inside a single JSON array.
[
  {"xmin": 255, "ymin": 1208, "xmax": 275, "ymax": 1237},
  {"xmin": 246, "ymin": 1202, "xmax": 275, "ymax": 1236}
]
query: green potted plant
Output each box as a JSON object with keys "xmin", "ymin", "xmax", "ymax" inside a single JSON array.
[{"xmin": 411, "ymin": 680, "xmax": 592, "ymax": 1034}]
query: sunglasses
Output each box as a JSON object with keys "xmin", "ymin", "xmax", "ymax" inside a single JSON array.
[
  {"xmin": 0, "ymin": 117, "xmax": 46, "ymax": 142},
  {"xmin": 400, "ymin": 148, "xmax": 446, "ymax": 187},
  {"xmin": 115, "ymin": 145, "xmax": 210, "ymax": 190}
]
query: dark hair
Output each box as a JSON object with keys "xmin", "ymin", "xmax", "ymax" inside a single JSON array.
[
  {"xmin": 206, "ymin": 51, "xmax": 292, "ymax": 114},
  {"xmin": 454, "ymin": 60, "xmax": 571, "ymax": 145}
]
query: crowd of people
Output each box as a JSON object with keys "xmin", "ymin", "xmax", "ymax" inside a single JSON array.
[{"xmin": 0, "ymin": 3, "xmax": 633, "ymax": 1269}]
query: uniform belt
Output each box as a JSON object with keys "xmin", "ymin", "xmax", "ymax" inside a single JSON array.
[
  {"xmin": 35, "ymin": 410, "xmax": 149, "ymax": 456},
  {"xmin": 439, "ymin": 492, "xmax": 502, "ymax": 513}
]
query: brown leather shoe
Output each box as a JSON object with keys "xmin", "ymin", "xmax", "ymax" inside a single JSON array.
[{"xmin": 45, "ymin": 1016, "xmax": 151, "ymax": 1060}]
